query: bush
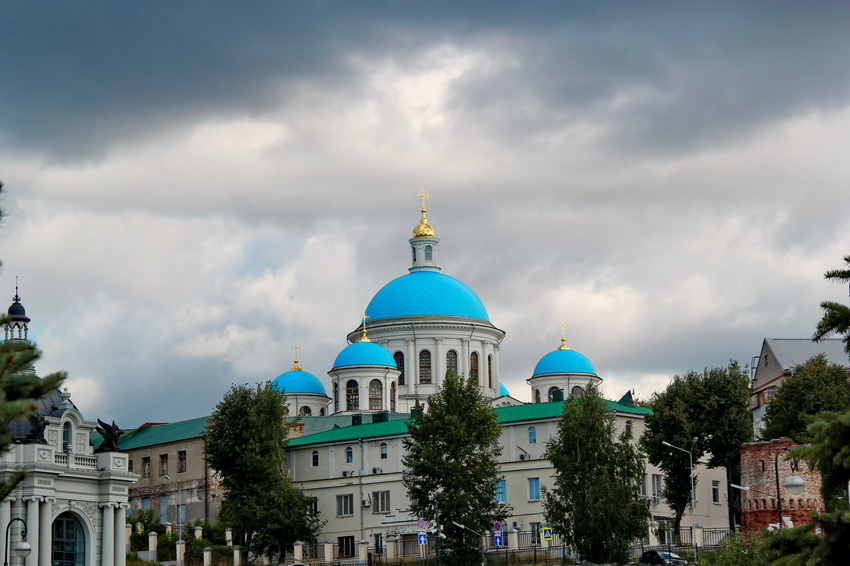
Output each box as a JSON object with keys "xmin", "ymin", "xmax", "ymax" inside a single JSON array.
[{"xmin": 701, "ymin": 534, "xmax": 767, "ymax": 566}]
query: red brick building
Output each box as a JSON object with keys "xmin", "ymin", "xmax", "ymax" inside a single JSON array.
[{"xmin": 739, "ymin": 438, "xmax": 822, "ymax": 533}]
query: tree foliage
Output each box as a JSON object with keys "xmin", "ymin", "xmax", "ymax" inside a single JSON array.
[
  {"xmin": 402, "ymin": 371, "xmax": 509, "ymax": 556},
  {"xmin": 205, "ymin": 382, "xmax": 321, "ymax": 560},
  {"xmin": 760, "ymin": 354, "xmax": 850, "ymax": 443},
  {"xmin": 642, "ymin": 362, "xmax": 751, "ymax": 531},
  {"xmin": 0, "ymin": 181, "xmax": 66, "ymax": 499},
  {"xmin": 813, "ymin": 254, "xmax": 850, "ymax": 354},
  {"xmin": 543, "ymin": 385, "xmax": 650, "ymax": 564}
]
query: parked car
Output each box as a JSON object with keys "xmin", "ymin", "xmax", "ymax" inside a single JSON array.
[{"xmin": 638, "ymin": 550, "xmax": 688, "ymax": 565}]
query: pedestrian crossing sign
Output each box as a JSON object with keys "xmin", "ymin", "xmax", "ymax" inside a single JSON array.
[{"xmin": 542, "ymin": 527, "xmax": 553, "ymax": 541}]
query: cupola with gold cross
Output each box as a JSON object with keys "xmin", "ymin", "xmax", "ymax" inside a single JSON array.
[
  {"xmin": 528, "ymin": 323, "xmax": 601, "ymax": 403},
  {"xmin": 409, "ymin": 190, "xmax": 440, "ymax": 273}
]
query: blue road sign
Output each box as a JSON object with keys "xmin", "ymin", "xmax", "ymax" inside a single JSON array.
[
  {"xmin": 493, "ymin": 534, "xmax": 503, "ymax": 547},
  {"xmin": 542, "ymin": 527, "xmax": 553, "ymax": 541},
  {"xmin": 418, "ymin": 533, "xmax": 428, "ymax": 545}
]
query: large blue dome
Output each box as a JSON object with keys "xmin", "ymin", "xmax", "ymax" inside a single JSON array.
[
  {"xmin": 533, "ymin": 349, "xmax": 596, "ymax": 376},
  {"xmin": 366, "ymin": 271, "xmax": 489, "ymax": 321},
  {"xmin": 272, "ymin": 370, "xmax": 327, "ymax": 396},
  {"xmin": 333, "ymin": 342, "xmax": 397, "ymax": 369}
]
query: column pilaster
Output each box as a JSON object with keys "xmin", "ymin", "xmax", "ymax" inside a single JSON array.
[
  {"xmin": 115, "ymin": 504, "xmax": 129, "ymax": 566},
  {"xmin": 24, "ymin": 496, "xmax": 42, "ymax": 566},
  {"xmin": 100, "ymin": 503, "xmax": 115, "ymax": 566},
  {"xmin": 38, "ymin": 498, "xmax": 54, "ymax": 566},
  {"xmin": 406, "ymin": 338, "xmax": 416, "ymax": 395},
  {"xmin": 0, "ymin": 498, "xmax": 12, "ymax": 563}
]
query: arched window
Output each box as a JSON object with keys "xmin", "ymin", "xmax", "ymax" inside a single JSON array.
[
  {"xmin": 446, "ymin": 350, "xmax": 458, "ymax": 376},
  {"xmin": 299, "ymin": 406, "xmax": 312, "ymax": 416},
  {"xmin": 390, "ymin": 382, "xmax": 397, "ymax": 412},
  {"xmin": 412, "ymin": 248, "xmax": 416, "ymax": 263},
  {"xmin": 369, "ymin": 380, "xmax": 383, "ymax": 411},
  {"xmin": 419, "ymin": 350, "xmax": 432, "ymax": 384},
  {"xmin": 548, "ymin": 387, "xmax": 561, "ymax": 402},
  {"xmin": 424, "ymin": 246, "xmax": 433, "ymax": 260},
  {"xmin": 528, "ymin": 426, "xmax": 537, "ymax": 445},
  {"xmin": 394, "ymin": 351, "xmax": 405, "ymax": 385},
  {"xmin": 62, "ymin": 421, "xmax": 73, "ymax": 452},
  {"xmin": 380, "ymin": 443, "xmax": 388, "ymax": 460},
  {"xmin": 534, "ymin": 390, "xmax": 541, "ymax": 404},
  {"xmin": 470, "ymin": 352, "xmax": 479, "ymax": 380},
  {"xmin": 488, "ymin": 355, "xmax": 493, "ymax": 388},
  {"xmin": 333, "ymin": 383, "xmax": 339, "ymax": 412},
  {"xmin": 311, "ymin": 451, "xmax": 319, "ymax": 467},
  {"xmin": 345, "ymin": 447, "xmax": 353, "ymax": 464},
  {"xmin": 625, "ymin": 420, "xmax": 633, "ymax": 436},
  {"xmin": 320, "ymin": 408, "xmax": 326, "ymax": 416},
  {"xmin": 346, "ymin": 380, "xmax": 359, "ymax": 411},
  {"xmin": 571, "ymin": 385, "xmax": 583, "ymax": 397},
  {"xmin": 52, "ymin": 512, "xmax": 85, "ymax": 566}
]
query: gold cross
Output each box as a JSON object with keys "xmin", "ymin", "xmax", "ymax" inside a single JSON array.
[
  {"xmin": 291, "ymin": 344, "xmax": 301, "ymax": 370},
  {"xmin": 559, "ymin": 322, "xmax": 569, "ymax": 350},
  {"xmin": 360, "ymin": 314, "xmax": 371, "ymax": 342},
  {"xmin": 417, "ymin": 190, "xmax": 430, "ymax": 211}
]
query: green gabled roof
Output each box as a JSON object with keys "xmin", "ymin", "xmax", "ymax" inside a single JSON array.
[
  {"xmin": 113, "ymin": 415, "xmax": 210, "ymax": 450},
  {"xmin": 288, "ymin": 399, "xmax": 651, "ymax": 447}
]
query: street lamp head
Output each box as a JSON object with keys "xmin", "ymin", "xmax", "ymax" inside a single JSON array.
[
  {"xmin": 785, "ymin": 475, "xmax": 805, "ymax": 496},
  {"xmin": 14, "ymin": 541, "xmax": 31, "ymax": 559}
]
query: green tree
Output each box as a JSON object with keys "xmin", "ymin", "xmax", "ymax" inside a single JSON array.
[
  {"xmin": 813, "ymin": 255, "xmax": 850, "ymax": 354},
  {"xmin": 760, "ymin": 354, "xmax": 850, "ymax": 443},
  {"xmin": 642, "ymin": 362, "xmax": 751, "ymax": 533},
  {"xmin": 0, "ymin": 181, "xmax": 65, "ymax": 499},
  {"xmin": 402, "ymin": 371, "xmax": 509, "ymax": 556},
  {"xmin": 764, "ymin": 411, "xmax": 850, "ymax": 565},
  {"xmin": 543, "ymin": 385, "xmax": 650, "ymax": 564},
  {"xmin": 205, "ymin": 382, "xmax": 321, "ymax": 560}
]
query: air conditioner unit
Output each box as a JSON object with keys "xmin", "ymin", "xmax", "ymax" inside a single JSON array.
[
  {"xmin": 512, "ymin": 521, "xmax": 522, "ymax": 530},
  {"xmin": 519, "ymin": 454, "xmax": 529, "ymax": 461},
  {"xmin": 342, "ymin": 470, "xmax": 354, "ymax": 478},
  {"xmin": 361, "ymin": 498, "xmax": 371, "ymax": 507},
  {"xmin": 372, "ymin": 467, "xmax": 382, "ymax": 474}
]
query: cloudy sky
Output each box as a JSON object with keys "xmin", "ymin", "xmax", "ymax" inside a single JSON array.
[{"xmin": 2, "ymin": 2, "xmax": 850, "ymax": 427}]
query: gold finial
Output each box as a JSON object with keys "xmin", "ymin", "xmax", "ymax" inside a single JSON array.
[
  {"xmin": 291, "ymin": 344, "xmax": 302, "ymax": 371},
  {"xmin": 558, "ymin": 322, "xmax": 570, "ymax": 350},
  {"xmin": 359, "ymin": 314, "xmax": 371, "ymax": 342},
  {"xmin": 412, "ymin": 190, "xmax": 436, "ymax": 238}
]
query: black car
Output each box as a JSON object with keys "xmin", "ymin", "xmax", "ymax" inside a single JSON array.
[{"xmin": 638, "ymin": 550, "xmax": 688, "ymax": 565}]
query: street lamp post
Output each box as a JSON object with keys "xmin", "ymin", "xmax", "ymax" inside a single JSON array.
[
  {"xmin": 4, "ymin": 518, "xmax": 31, "ymax": 566},
  {"xmin": 662, "ymin": 439, "xmax": 698, "ymax": 565},
  {"xmin": 164, "ymin": 474, "xmax": 183, "ymax": 541}
]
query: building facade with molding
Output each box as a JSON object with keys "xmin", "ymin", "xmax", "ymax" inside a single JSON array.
[{"xmin": 2, "ymin": 293, "xmax": 136, "ymax": 566}]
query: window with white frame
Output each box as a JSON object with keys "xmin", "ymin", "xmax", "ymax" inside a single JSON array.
[
  {"xmin": 494, "ymin": 480, "xmax": 507, "ymax": 503},
  {"xmin": 336, "ymin": 494, "xmax": 354, "ymax": 517},
  {"xmin": 345, "ymin": 446, "xmax": 353, "ymax": 464},
  {"xmin": 372, "ymin": 490, "xmax": 391, "ymax": 514},
  {"xmin": 380, "ymin": 442, "xmax": 388, "ymax": 459},
  {"xmin": 528, "ymin": 477, "xmax": 541, "ymax": 501},
  {"xmin": 651, "ymin": 474, "xmax": 662, "ymax": 504},
  {"xmin": 528, "ymin": 426, "xmax": 537, "ymax": 444},
  {"xmin": 712, "ymin": 480, "xmax": 720, "ymax": 504},
  {"xmin": 311, "ymin": 450, "xmax": 319, "ymax": 467}
]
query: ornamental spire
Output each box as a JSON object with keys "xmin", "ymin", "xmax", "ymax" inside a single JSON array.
[
  {"xmin": 291, "ymin": 344, "xmax": 302, "ymax": 371},
  {"xmin": 412, "ymin": 190, "xmax": 436, "ymax": 238},
  {"xmin": 359, "ymin": 314, "xmax": 371, "ymax": 342}
]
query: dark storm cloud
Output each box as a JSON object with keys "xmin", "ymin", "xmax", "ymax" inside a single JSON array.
[{"xmin": 4, "ymin": 2, "xmax": 850, "ymax": 161}]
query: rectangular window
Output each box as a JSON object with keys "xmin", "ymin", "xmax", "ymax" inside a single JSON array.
[
  {"xmin": 530, "ymin": 522, "xmax": 541, "ymax": 546},
  {"xmin": 651, "ymin": 474, "xmax": 662, "ymax": 504},
  {"xmin": 528, "ymin": 477, "xmax": 541, "ymax": 501},
  {"xmin": 308, "ymin": 497, "xmax": 319, "ymax": 518},
  {"xmin": 338, "ymin": 536, "xmax": 355, "ymax": 558},
  {"xmin": 336, "ymin": 494, "xmax": 354, "ymax": 516},
  {"xmin": 159, "ymin": 495, "xmax": 168, "ymax": 524},
  {"xmin": 128, "ymin": 459, "xmax": 133, "ymax": 473},
  {"xmin": 178, "ymin": 503, "xmax": 186, "ymax": 524},
  {"xmin": 494, "ymin": 480, "xmax": 507, "ymax": 503},
  {"xmin": 159, "ymin": 454, "xmax": 168, "ymax": 476},
  {"xmin": 712, "ymin": 480, "xmax": 720, "ymax": 504},
  {"xmin": 142, "ymin": 457, "xmax": 151, "ymax": 479},
  {"xmin": 372, "ymin": 490, "xmax": 391, "ymax": 514},
  {"xmin": 178, "ymin": 450, "xmax": 187, "ymax": 473},
  {"xmin": 142, "ymin": 497, "xmax": 151, "ymax": 511},
  {"xmin": 639, "ymin": 474, "xmax": 647, "ymax": 497}
]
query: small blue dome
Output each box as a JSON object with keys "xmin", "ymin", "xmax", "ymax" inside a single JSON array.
[
  {"xmin": 499, "ymin": 383, "xmax": 510, "ymax": 397},
  {"xmin": 533, "ymin": 349, "xmax": 596, "ymax": 376},
  {"xmin": 272, "ymin": 370, "xmax": 327, "ymax": 396},
  {"xmin": 366, "ymin": 271, "xmax": 489, "ymax": 321},
  {"xmin": 333, "ymin": 342, "xmax": 397, "ymax": 369}
]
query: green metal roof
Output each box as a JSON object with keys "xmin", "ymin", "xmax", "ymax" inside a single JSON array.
[
  {"xmin": 111, "ymin": 416, "xmax": 210, "ymax": 450},
  {"xmin": 288, "ymin": 399, "xmax": 651, "ymax": 447}
]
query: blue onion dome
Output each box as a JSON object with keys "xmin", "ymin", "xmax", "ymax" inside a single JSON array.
[
  {"xmin": 333, "ymin": 341, "xmax": 397, "ymax": 369},
  {"xmin": 499, "ymin": 383, "xmax": 510, "ymax": 397},
  {"xmin": 272, "ymin": 361, "xmax": 327, "ymax": 396},
  {"xmin": 533, "ymin": 340, "xmax": 597, "ymax": 376},
  {"xmin": 366, "ymin": 271, "xmax": 489, "ymax": 321}
]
